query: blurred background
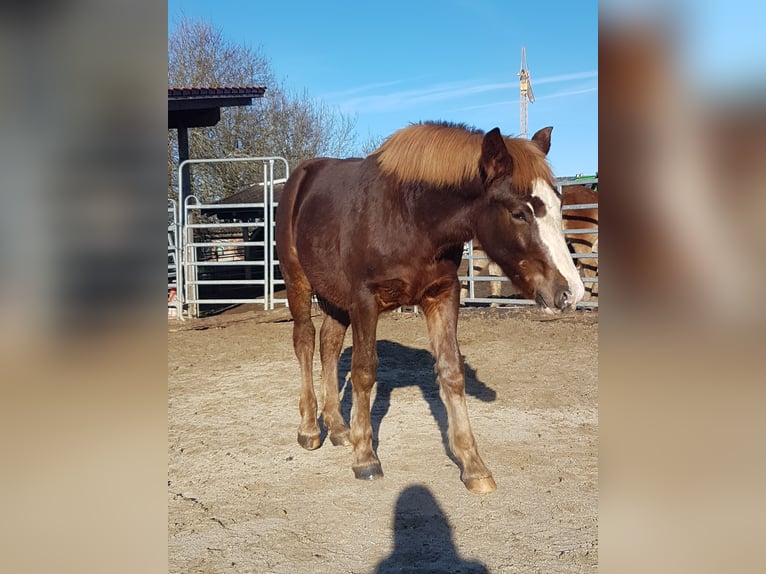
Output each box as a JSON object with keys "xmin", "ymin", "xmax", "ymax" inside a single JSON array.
[
  {"xmin": 599, "ymin": 2, "xmax": 765, "ymax": 573},
  {"xmin": 0, "ymin": 1, "xmax": 166, "ymax": 573},
  {"xmin": 0, "ymin": 0, "xmax": 764, "ymax": 572}
]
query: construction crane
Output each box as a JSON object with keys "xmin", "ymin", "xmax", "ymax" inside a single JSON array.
[{"xmin": 518, "ymin": 46, "xmax": 535, "ymax": 139}]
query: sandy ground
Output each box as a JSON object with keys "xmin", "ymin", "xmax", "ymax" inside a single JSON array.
[{"xmin": 168, "ymin": 305, "xmax": 598, "ymax": 573}]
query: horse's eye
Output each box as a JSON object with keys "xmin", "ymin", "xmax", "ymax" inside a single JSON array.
[{"xmin": 512, "ymin": 210, "xmax": 527, "ymax": 222}]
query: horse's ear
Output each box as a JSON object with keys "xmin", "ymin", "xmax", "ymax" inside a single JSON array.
[
  {"xmin": 480, "ymin": 127, "xmax": 513, "ymax": 185},
  {"xmin": 531, "ymin": 126, "xmax": 553, "ymax": 155}
]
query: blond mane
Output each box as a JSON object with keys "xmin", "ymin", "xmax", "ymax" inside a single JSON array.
[{"xmin": 372, "ymin": 122, "xmax": 554, "ymax": 191}]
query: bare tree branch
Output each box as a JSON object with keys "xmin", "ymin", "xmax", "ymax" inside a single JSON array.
[{"xmin": 168, "ymin": 17, "xmax": 358, "ymax": 203}]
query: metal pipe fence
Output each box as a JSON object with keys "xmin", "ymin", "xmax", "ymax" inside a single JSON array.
[{"xmin": 174, "ymin": 157, "xmax": 289, "ymax": 319}]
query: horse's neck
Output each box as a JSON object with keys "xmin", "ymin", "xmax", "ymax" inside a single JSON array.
[{"xmin": 410, "ymin": 184, "xmax": 481, "ymax": 249}]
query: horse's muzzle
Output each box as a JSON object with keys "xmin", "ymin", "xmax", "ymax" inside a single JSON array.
[{"xmin": 555, "ymin": 288, "xmax": 573, "ymax": 310}]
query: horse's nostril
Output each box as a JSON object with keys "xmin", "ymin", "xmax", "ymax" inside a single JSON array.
[{"xmin": 557, "ymin": 289, "xmax": 572, "ymax": 309}]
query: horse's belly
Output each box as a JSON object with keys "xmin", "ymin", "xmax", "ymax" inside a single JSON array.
[
  {"xmin": 371, "ymin": 278, "xmax": 417, "ymax": 310},
  {"xmin": 370, "ymin": 260, "xmax": 459, "ymax": 310}
]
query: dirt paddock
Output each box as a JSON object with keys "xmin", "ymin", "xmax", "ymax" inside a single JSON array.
[{"xmin": 168, "ymin": 305, "xmax": 598, "ymax": 573}]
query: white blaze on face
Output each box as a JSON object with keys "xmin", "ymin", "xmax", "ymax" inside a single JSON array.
[{"xmin": 530, "ymin": 178, "xmax": 586, "ymax": 305}]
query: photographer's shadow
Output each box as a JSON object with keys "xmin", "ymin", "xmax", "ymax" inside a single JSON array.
[{"xmin": 375, "ymin": 484, "xmax": 489, "ymax": 573}]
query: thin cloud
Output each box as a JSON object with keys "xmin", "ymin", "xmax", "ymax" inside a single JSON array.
[
  {"xmin": 320, "ymin": 79, "xmax": 408, "ymax": 100},
  {"xmin": 328, "ymin": 70, "xmax": 598, "ymax": 113},
  {"xmin": 446, "ymin": 80, "xmax": 599, "ymax": 113},
  {"xmin": 542, "ymin": 85, "xmax": 599, "ymax": 99},
  {"xmin": 329, "ymin": 80, "xmax": 513, "ymax": 112},
  {"xmin": 453, "ymin": 100, "xmax": 515, "ymax": 113},
  {"xmin": 533, "ymin": 70, "xmax": 599, "ymax": 85}
]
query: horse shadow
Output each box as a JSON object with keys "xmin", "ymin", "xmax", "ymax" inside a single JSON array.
[
  {"xmin": 374, "ymin": 484, "xmax": 489, "ymax": 573},
  {"xmin": 332, "ymin": 340, "xmax": 496, "ymax": 465}
]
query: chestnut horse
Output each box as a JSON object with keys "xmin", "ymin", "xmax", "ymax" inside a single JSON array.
[
  {"xmin": 560, "ymin": 185, "xmax": 599, "ymax": 300},
  {"xmin": 275, "ymin": 122, "xmax": 584, "ymax": 494}
]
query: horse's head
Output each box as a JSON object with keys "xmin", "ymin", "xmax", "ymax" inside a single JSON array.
[{"xmin": 475, "ymin": 127, "xmax": 585, "ymax": 313}]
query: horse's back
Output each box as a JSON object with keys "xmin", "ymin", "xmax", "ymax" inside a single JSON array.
[
  {"xmin": 562, "ymin": 185, "xmax": 598, "ymax": 241},
  {"xmin": 562, "ymin": 185, "xmax": 598, "ymax": 297},
  {"xmin": 277, "ymin": 157, "xmax": 363, "ymax": 240}
]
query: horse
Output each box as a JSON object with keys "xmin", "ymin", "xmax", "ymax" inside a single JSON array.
[
  {"xmin": 462, "ymin": 184, "xmax": 598, "ymax": 303},
  {"xmin": 275, "ymin": 122, "xmax": 585, "ymax": 494},
  {"xmin": 560, "ymin": 185, "xmax": 599, "ymax": 300}
]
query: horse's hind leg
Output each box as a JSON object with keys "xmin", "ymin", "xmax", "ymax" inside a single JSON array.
[
  {"xmin": 319, "ymin": 305, "xmax": 351, "ymax": 446},
  {"xmin": 284, "ymin": 269, "xmax": 320, "ymax": 450},
  {"xmin": 422, "ymin": 281, "xmax": 496, "ymax": 494}
]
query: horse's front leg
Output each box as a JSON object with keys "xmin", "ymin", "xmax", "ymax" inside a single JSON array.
[
  {"xmin": 348, "ymin": 295, "xmax": 383, "ymax": 480},
  {"xmin": 422, "ymin": 280, "xmax": 496, "ymax": 494}
]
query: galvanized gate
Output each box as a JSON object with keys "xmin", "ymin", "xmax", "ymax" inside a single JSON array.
[{"xmin": 175, "ymin": 157, "xmax": 289, "ymax": 319}]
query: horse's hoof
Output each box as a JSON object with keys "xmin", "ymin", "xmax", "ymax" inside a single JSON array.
[
  {"xmin": 329, "ymin": 430, "xmax": 351, "ymax": 446},
  {"xmin": 353, "ymin": 463, "xmax": 384, "ymax": 481},
  {"xmin": 463, "ymin": 475, "xmax": 497, "ymax": 494},
  {"xmin": 297, "ymin": 432, "xmax": 321, "ymax": 450}
]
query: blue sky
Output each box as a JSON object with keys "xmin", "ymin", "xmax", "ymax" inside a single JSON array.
[{"xmin": 168, "ymin": 0, "xmax": 598, "ymax": 177}]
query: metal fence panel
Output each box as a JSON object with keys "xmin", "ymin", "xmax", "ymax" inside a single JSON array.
[{"xmin": 175, "ymin": 157, "xmax": 289, "ymax": 318}]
